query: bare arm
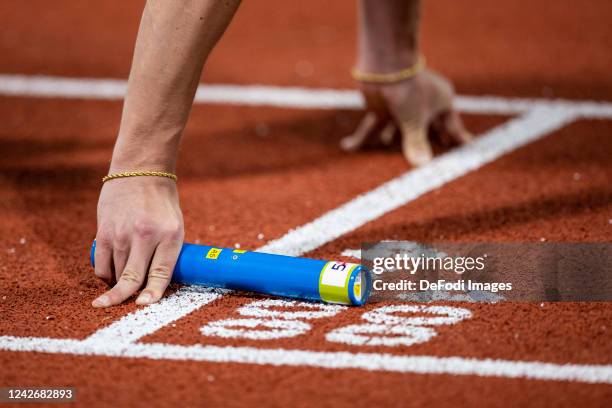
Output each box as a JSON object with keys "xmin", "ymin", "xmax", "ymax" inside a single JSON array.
[
  {"xmin": 112, "ymin": 0, "xmax": 241, "ymax": 173},
  {"xmin": 93, "ymin": 0, "xmax": 241, "ymax": 308},
  {"xmin": 356, "ymin": 0, "xmax": 420, "ymax": 73}
]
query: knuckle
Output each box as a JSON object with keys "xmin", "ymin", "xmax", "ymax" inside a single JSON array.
[
  {"xmin": 149, "ymin": 264, "xmax": 173, "ymax": 281},
  {"xmin": 113, "ymin": 226, "xmax": 130, "ymax": 245},
  {"xmin": 164, "ymin": 225, "xmax": 184, "ymax": 241},
  {"xmin": 119, "ymin": 268, "xmax": 143, "ymax": 285},
  {"xmin": 133, "ymin": 218, "xmax": 158, "ymax": 239},
  {"xmin": 95, "ymin": 232, "xmax": 113, "ymax": 248},
  {"xmin": 113, "ymin": 231, "xmax": 130, "ymax": 250}
]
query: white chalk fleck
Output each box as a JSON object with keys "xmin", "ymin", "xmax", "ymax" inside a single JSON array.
[
  {"xmin": 234, "ymin": 243, "xmax": 241, "ymax": 249},
  {"xmin": 257, "ymin": 233, "xmax": 265, "ymax": 240},
  {"xmin": 19, "ymin": 237, "xmax": 26, "ymax": 245}
]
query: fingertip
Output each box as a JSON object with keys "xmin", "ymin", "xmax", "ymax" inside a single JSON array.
[
  {"xmin": 341, "ymin": 112, "xmax": 380, "ymax": 152},
  {"xmin": 379, "ymin": 123, "xmax": 397, "ymax": 146},
  {"xmin": 459, "ymin": 131, "xmax": 474, "ymax": 144},
  {"xmin": 135, "ymin": 290, "xmax": 159, "ymax": 305},
  {"xmin": 340, "ymin": 135, "xmax": 359, "ymax": 151},
  {"xmin": 92, "ymin": 294, "xmax": 111, "ymax": 308},
  {"xmin": 444, "ymin": 111, "xmax": 473, "ymax": 145}
]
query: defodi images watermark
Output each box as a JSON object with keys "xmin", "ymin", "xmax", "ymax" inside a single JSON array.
[{"xmin": 361, "ymin": 242, "xmax": 612, "ymax": 302}]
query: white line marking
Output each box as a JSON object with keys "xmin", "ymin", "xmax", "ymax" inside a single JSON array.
[
  {"xmin": 455, "ymin": 95, "xmax": 612, "ymax": 118},
  {"xmin": 259, "ymin": 107, "xmax": 579, "ymax": 256},
  {"xmin": 341, "ymin": 241, "xmax": 432, "ymax": 261},
  {"xmin": 84, "ymin": 287, "xmax": 224, "ymax": 344},
  {"xmin": 340, "ymin": 248, "xmax": 361, "ymax": 259},
  {"xmin": 194, "ymin": 83, "xmax": 362, "ymax": 110},
  {"xmin": 1, "ymin": 336, "xmax": 611, "ymax": 384},
  {"xmin": 1, "ymin": 74, "xmax": 612, "ymax": 118}
]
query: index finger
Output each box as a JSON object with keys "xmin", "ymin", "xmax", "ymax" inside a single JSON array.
[{"xmin": 93, "ymin": 238, "xmax": 113, "ymax": 285}]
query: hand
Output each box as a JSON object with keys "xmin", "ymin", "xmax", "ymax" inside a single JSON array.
[
  {"xmin": 92, "ymin": 176, "xmax": 184, "ymax": 307},
  {"xmin": 341, "ymin": 69, "xmax": 472, "ymax": 166}
]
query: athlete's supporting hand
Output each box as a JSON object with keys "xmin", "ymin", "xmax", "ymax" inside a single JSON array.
[
  {"xmin": 342, "ymin": 69, "xmax": 472, "ymax": 166},
  {"xmin": 93, "ymin": 177, "xmax": 184, "ymax": 307},
  {"xmin": 343, "ymin": 0, "xmax": 471, "ymax": 166}
]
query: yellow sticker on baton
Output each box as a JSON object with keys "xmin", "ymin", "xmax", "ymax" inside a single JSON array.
[{"xmin": 206, "ymin": 247, "xmax": 222, "ymax": 260}]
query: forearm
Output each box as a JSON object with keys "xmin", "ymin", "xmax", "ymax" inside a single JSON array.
[
  {"xmin": 357, "ymin": 0, "xmax": 420, "ymax": 73},
  {"xmin": 111, "ymin": 0, "xmax": 241, "ymax": 172}
]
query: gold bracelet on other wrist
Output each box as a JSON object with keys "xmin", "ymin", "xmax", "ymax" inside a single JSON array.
[
  {"xmin": 351, "ymin": 56, "xmax": 426, "ymax": 84},
  {"xmin": 102, "ymin": 171, "xmax": 177, "ymax": 183}
]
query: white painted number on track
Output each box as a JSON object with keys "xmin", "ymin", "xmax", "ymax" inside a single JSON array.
[
  {"xmin": 326, "ymin": 305, "xmax": 472, "ymax": 347},
  {"xmin": 200, "ymin": 299, "xmax": 346, "ymax": 340},
  {"xmin": 200, "ymin": 318, "xmax": 311, "ymax": 340}
]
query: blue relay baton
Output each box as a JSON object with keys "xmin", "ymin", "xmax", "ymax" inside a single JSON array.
[{"xmin": 90, "ymin": 241, "xmax": 371, "ymax": 306}]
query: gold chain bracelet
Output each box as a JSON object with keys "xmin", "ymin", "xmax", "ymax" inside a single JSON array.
[
  {"xmin": 351, "ymin": 56, "xmax": 425, "ymax": 84},
  {"xmin": 102, "ymin": 171, "xmax": 177, "ymax": 183}
]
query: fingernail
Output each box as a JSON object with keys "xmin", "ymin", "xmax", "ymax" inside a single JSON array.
[
  {"xmin": 136, "ymin": 292, "xmax": 152, "ymax": 305},
  {"xmin": 92, "ymin": 295, "xmax": 110, "ymax": 308}
]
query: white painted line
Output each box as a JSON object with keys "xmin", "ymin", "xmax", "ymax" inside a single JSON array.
[
  {"xmin": 340, "ymin": 248, "xmax": 361, "ymax": 259},
  {"xmin": 342, "ymin": 241, "xmax": 432, "ymax": 261},
  {"xmin": 194, "ymin": 83, "xmax": 361, "ymax": 110},
  {"xmin": 259, "ymin": 107, "xmax": 579, "ymax": 256},
  {"xmin": 84, "ymin": 287, "xmax": 224, "ymax": 344},
  {"xmin": 1, "ymin": 74, "xmax": 612, "ymax": 118},
  {"xmin": 455, "ymin": 95, "xmax": 612, "ymax": 118},
  {"xmin": 0, "ymin": 75, "xmax": 127, "ymax": 100},
  {"xmin": 1, "ymin": 335, "xmax": 611, "ymax": 384}
]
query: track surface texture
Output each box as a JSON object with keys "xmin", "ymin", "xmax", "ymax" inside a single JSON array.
[{"xmin": 1, "ymin": 0, "xmax": 611, "ymax": 407}]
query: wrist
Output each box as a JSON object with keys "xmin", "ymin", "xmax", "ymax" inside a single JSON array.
[
  {"xmin": 356, "ymin": 50, "xmax": 419, "ymax": 74},
  {"xmin": 109, "ymin": 133, "xmax": 179, "ymax": 174}
]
